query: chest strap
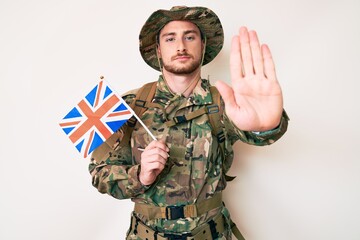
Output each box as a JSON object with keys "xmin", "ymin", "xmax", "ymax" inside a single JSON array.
[
  {"xmin": 134, "ymin": 193, "xmax": 222, "ymax": 220},
  {"xmin": 165, "ymin": 105, "xmax": 219, "ymax": 127}
]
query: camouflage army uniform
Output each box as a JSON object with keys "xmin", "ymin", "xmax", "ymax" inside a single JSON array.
[{"xmin": 89, "ymin": 75, "xmax": 289, "ymax": 239}]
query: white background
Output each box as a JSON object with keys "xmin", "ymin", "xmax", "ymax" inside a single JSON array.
[{"xmin": 1, "ymin": 0, "xmax": 360, "ymax": 239}]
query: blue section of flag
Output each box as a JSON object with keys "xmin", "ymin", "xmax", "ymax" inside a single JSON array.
[
  {"xmin": 86, "ymin": 85, "xmax": 97, "ymax": 107},
  {"xmin": 106, "ymin": 119, "xmax": 127, "ymax": 132},
  {"xmin": 63, "ymin": 107, "xmax": 82, "ymax": 119},
  {"xmin": 89, "ymin": 132, "xmax": 103, "ymax": 154},
  {"xmin": 104, "ymin": 86, "xmax": 112, "ymax": 99},
  {"xmin": 76, "ymin": 139, "xmax": 84, "ymax": 152},
  {"xmin": 62, "ymin": 127, "xmax": 75, "ymax": 135},
  {"xmin": 114, "ymin": 103, "xmax": 128, "ymax": 112}
]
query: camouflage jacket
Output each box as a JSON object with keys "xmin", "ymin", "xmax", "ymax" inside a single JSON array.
[{"xmin": 89, "ymin": 75, "xmax": 289, "ymax": 233}]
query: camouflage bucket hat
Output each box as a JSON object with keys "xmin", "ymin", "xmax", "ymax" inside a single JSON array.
[{"xmin": 139, "ymin": 6, "xmax": 224, "ymax": 71}]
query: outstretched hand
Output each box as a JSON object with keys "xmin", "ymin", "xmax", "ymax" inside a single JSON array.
[{"xmin": 216, "ymin": 26, "xmax": 283, "ymax": 131}]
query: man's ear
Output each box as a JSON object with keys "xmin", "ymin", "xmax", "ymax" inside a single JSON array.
[
  {"xmin": 156, "ymin": 44, "xmax": 162, "ymax": 58},
  {"xmin": 201, "ymin": 40, "xmax": 206, "ymax": 53}
]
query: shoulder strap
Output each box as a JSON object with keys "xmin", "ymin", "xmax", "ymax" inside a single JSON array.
[
  {"xmin": 208, "ymin": 86, "xmax": 236, "ymax": 182},
  {"xmin": 120, "ymin": 81, "xmax": 158, "ymax": 146},
  {"xmin": 130, "ymin": 81, "xmax": 158, "ymax": 117},
  {"xmin": 208, "ymin": 86, "xmax": 224, "ymax": 146},
  {"xmin": 231, "ymin": 219, "xmax": 246, "ymax": 240}
]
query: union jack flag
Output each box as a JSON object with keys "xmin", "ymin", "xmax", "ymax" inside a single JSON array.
[{"xmin": 59, "ymin": 80, "xmax": 133, "ymax": 158}]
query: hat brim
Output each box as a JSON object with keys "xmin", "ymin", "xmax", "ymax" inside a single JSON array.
[{"xmin": 139, "ymin": 6, "xmax": 224, "ymax": 71}]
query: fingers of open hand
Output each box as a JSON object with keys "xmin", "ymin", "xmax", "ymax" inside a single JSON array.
[
  {"xmin": 230, "ymin": 35, "xmax": 242, "ymax": 80},
  {"xmin": 249, "ymin": 30, "xmax": 264, "ymax": 75},
  {"xmin": 261, "ymin": 44, "xmax": 276, "ymax": 80},
  {"xmin": 239, "ymin": 27, "xmax": 254, "ymax": 76},
  {"xmin": 231, "ymin": 26, "xmax": 276, "ymax": 80}
]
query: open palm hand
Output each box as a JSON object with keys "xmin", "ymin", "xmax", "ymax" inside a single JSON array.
[{"xmin": 216, "ymin": 27, "xmax": 283, "ymax": 131}]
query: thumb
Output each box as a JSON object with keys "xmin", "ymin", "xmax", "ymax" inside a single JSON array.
[{"xmin": 215, "ymin": 80, "xmax": 237, "ymax": 109}]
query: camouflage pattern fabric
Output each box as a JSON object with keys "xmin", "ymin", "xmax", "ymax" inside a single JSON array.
[
  {"xmin": 139, "ymin": 6, "xmax": 224, "ymax": 71},
  {"xmin": 89, "ymin": 76, "xmax": 289, "ymax": 236}
]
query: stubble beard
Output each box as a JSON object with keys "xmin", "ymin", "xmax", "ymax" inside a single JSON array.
[{"xmin": 162, "ymin": 58, "xmax": 202, "ymax": 75}]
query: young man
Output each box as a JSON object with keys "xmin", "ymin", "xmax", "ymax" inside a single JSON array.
[{"xmin": 89, "ymin": 6, "xmax": 289, "ymax": 240}]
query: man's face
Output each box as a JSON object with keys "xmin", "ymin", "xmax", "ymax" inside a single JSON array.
[{"xmin": 157, "ymin": 21, "xmax": 204, "ymax": 75}]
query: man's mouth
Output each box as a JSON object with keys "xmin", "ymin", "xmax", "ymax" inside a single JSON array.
[{"xmin": 173, "ymin": 54, "xmax": 192, "ymax": 61}]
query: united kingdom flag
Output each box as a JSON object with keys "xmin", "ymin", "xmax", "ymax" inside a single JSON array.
[{"xmin": 59, "ymin": 79, "xmax": 133, "ymax": 158}]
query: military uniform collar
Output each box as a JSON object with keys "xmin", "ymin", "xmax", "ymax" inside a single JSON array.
[{"xmin": 155, "ymin": 75, "xmax": 213, "ymax": 106}]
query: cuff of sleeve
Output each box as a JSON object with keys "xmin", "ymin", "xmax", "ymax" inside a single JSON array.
[
  {"xmin": 249, "ymin": 110, "xmax": 290, "ymax": 141},
  {"xmin": 127, "ymin": 165, "xmax": 150, "ymax": 195}
]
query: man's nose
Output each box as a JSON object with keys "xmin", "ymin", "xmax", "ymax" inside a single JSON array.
[{"xmin": 177, "ymin": 39, "xmax": 186, "ymax": 52}]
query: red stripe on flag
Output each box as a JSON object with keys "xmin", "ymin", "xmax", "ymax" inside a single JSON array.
[
  {"xmin": 84, "ymin": 129, "xmax": 95, "ymax": 158},
  {"xmin": 69, "ymin": 94, "xmax": 120, "ymax": 143},
  {"xmin": 107, "ymin": 110, "xmax": 132, "ymax": 117},
  {"xmin": 59, "ymin": 121, "xmax": 81, "ymax": 127},
  {"xmin": 94, "ymin": 80, "xmax": 103, "ymax": 108}
]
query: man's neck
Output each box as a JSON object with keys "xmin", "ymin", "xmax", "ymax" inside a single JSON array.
[{"xmin": 162, "ymin": 69, "xmax": 201, "ymax": 97}]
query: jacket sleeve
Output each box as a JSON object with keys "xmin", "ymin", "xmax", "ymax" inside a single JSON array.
[
  {"xmin": 225, "ymin": 109, "xmax": 290, "ymax": 146},
  {"xmin": 88, "ymin": 92, "xmax": 149, "ymax": 200}
]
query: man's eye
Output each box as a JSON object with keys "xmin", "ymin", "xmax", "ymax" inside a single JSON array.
[
  {"xmin": 185, "ymin": 36, "xmax": 195, "ymax": 41},
  {"xmin": 165, "ymin": 37, "xmax": 175, "ymax": 42}
]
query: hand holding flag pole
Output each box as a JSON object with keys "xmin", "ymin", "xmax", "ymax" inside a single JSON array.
[{"xmin": 59, "ymin": 76, "xmax": 156, "ymax": 158}]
